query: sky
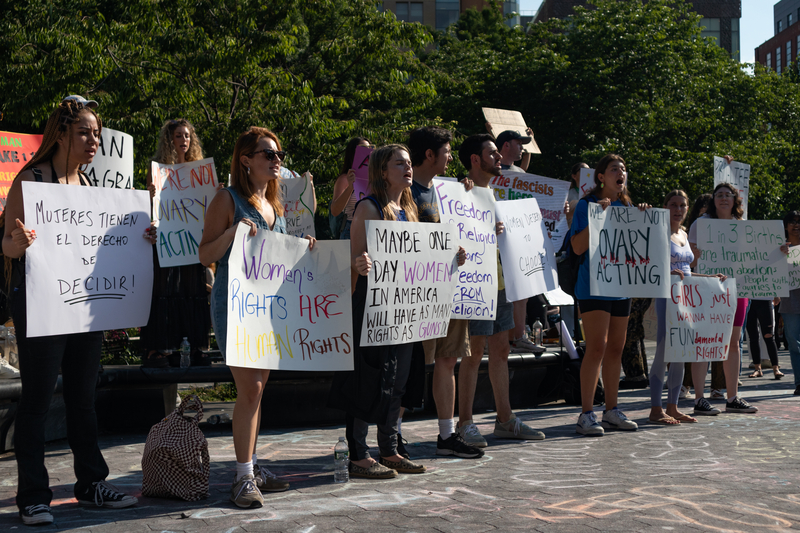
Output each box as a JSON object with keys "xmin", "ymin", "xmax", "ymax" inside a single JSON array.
[{"xmin": 518, "ymin": 0, "xmax": 774, "ymax": 64}]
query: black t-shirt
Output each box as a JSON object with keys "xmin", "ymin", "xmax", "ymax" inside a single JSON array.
[{"xmin": 411, "ymin": 180, "xmax": 440, "ymax": 223}]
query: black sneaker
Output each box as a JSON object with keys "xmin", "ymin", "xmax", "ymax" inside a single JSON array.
[
  {"xmin": 436, "ymin": 433, "xmax": 484, "ymax": 458},
  {"xmin": 19, "ymin": 504, "xmax": 53, "ymax": 525},
  {"xmin": 77, "ymin": 480, "xmax": 138, "ymax": 508},
  {"xmin": 726, "ymin": 397, "xmax": 758, "ymax": 413},
  {"xmin": 693, "ymin": 398, "xmax": 721, "ymax": 416},
  {"xmin": 795, "ymin": 386, "xmax": 800, "ymax": 396},
  {"xmin": 396, "ymin": 434, "xmax": 410, "ymax": 459}
]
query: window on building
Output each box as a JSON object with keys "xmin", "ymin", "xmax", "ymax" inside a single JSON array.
[
  {"xmin": 789, "ymin": 41, "xmax": 793, "ymax": 67},
  {"xmin": 435, "ymin": 0, "xmax": 460, "ymax": 30},
  {"xmin": 699, "ymin": 18, "xmax": 720, "ymax": 44},
  {"xmin": 731, "ymin": 18, "xmax": 740, "ymax": 62},
  {"xmin": 790, "ymin": 14, "xmax": 794, "ymax": 27},
  {"xmin": 777, "ymin": 46, "xmax": 782, "ymax": 74},
  {"xmin": 767, "ymin": 52, "xmax": 772, "ymax": 70},
  {"xmin": 395, "ymin": 2, "xmax": 424, "ymax": 23},
  {"xmin": 778, "ymin": 20, "xmax": 783, "ymax": 34}
]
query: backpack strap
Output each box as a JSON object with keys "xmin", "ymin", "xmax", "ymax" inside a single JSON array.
[{"xmin": 31, "ymin": 168, "xmax": 44, "ymax": 182}]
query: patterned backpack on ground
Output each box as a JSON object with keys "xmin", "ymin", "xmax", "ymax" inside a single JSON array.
[{"xmin": 141, "ymin": 394, "xmax": 210, "ymax": 501}]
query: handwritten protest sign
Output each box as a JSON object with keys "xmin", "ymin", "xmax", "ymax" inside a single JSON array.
[
  {"xmin": 361, "ymin": 220, "xmax": 458, "ymax": 346},
  {"xmin": 226, "ymin": 225, "xmax": 352, "ymax": 370},
  {"xmin": 664, "ymin": 276, "xmax": 738, "ymax": 362},
  {"xmin": 490, "ymin": 172, "xmax": 570, "ymax": 250},
  {"xmin": 788, "ymin": 245, "xmax": 800, "ymax": 290},
  {"xmin": 84, "ymin": 128, "xmax": 134, "ymax": 189},
  {"xmin": 433, "ymin": 180, "xmax": 498, "ymax": 320},
  {"xmin": 696, "ymin": 220, "xmax": 789, "ymax": 298},
  {"xmin": 481, "ymin": 107, "xmax": 541, "ymax": 154},
  {"xmin": 579, "ymin": 168, "xmax": 595, "ymax": 198},
  {"xmin": 351, "ymin": 146, "xmax": 372, "ymax": 201},
  {"xmin": 714, "ymin": 156, "xmax": 750, "ymax": 220},
  {"xmin": 588, "ymin": 205, "xmax": 670, "ymax": 298},
  {"xmin": 151, "ymin": 157, "xmax": 218, "ymax": 267},
  {"xmin": 0, "ymin": 131, "xmax": 42, "ymax": 212},
  {"xmin": 22, "ymin": 182, "xmax": 153, "ymax": 337},
  {"xmin": 280, "ymin": 173, "xmax": 316, "ymax": 239},
  {"xmin": 495, "ymin": 198, "xmax": 558, "ymax": 301}
]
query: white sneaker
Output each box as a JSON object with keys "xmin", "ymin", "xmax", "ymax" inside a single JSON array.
[
  {"xmin": 457, "ymin": 420, "xmax": 488, "ymax": 448},
  {"xmin": 576, "ymin": 411, "xmax": 604, "ymax": 436},
  {"xmin": 601, "ymin": 408, "xmax": 638, "ymax": 431},
  {"xmin": 0, "ymin": 358, "xmax": 19, "ymax": 379},
  {"xmin": 679, "ymin": 385, "xmax": 690, "ymax": 400},
  {"xmin": 509, "ymin": 336, "xmax": 539, "ymax": 354}
]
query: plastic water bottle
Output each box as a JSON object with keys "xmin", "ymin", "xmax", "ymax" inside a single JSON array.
[
  {"xmin": 333, "ymin": 437, "xmax": 349, "ymax": 483},
  {"xmin": 532, "ymin": 319, "xmax": 543, "ymax": 346},
  {"xmin": 180, "ymin": 337, "xmax": 191, "ymax": 368}
]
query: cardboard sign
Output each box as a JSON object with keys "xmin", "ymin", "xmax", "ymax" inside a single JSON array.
[
  {"xmin": 713, "ymin": 156, "xmax": 750, "ymax": 220},
  {"xmin": 0, "ymin": 131, "xmax": 42, "ymax": 212},
  {"xmin": 495, "ymin": 198, "xmax": 558, "ymax": 301},
  {"xmin": 351, "ymin": 146, "xmax": 372, "ymax": 202},
  {"xmin": 151, "ymin": 157, "xmax": 218, "ymax": 267},
  {"xmin": 280, "ymin": 173, "xmax": 316, "ymax": 239},
  {"xmin": 22, "ymin": 182, "xmax": 153, "ymax": 337},
  {"xmin": 481, "ymin": 107, "xmax": 541, "ymax": 154},
  {"xmin": 489, "ymin": 171, "xmax": 571, "ymax": 250},
  {"xmin": 433, "ymin": 180, "xmax": 498, "ymax": 320},
  {"xmin": 84, "ymin": 128, "xmax": 135, "ymax": 189},
  {"xmin": 361, "ymin": 220, "xmax": 459, "ymax": 346},
  {"xmin": 579, "ymin": 167, "xmax": 595, "ymax": 198},
  {"xmin": 588, "ymin": 205, "xmax": 670, "ymax": 298},
  {"xmin": 696, "ymin": 220, "xmax": 789, "ymax": 298},
  {"xmin": 664, "ymin": 276, "xmax": 738, "ymax": 362},
  {"xmin": 225, "ymin": 224, "xmax": 353, "ymax": 370},
  {"xmin": 788, "ymin": 245, "xmax": 800, "ymax": 290}
]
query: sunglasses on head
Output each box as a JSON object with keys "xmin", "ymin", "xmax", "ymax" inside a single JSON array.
[{"xmin": 251, "ymin": 149, "xmax": 286, "ymax": 161}]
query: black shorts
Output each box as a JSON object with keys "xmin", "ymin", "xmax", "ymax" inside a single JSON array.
[{"xmin": 578, "ymin": 298, "xmax": 632, "ymax": 317}]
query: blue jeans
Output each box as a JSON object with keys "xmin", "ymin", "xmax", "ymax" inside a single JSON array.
[
  {"xmin": 782, "ymin": 313, "xmax": 800, "ymax": 387},
  {"xmin": 339, "ymin": 219, "xmax": 352, "ymax": 240}
]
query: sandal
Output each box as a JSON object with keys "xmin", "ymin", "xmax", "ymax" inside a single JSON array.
[
  {"xmin": 748, "ymin": 370, "xmax": 763, "ymax": 378},
  {"xmin": 648, "ymin": 415, "xmax": 679, "ymax": 425},
  {"xmin": 774, "ymin": 370, "xmax": 785, "ymax": 380},
  {"xmin": 671, "ymin": 413, "xmax": 698, "ymax": 423},
  {"xmin": 348, "ymin": 461, "xmax": 397, "ymax": 479}
]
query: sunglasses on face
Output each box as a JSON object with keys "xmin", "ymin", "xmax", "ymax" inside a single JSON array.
[{"xmin": 251, "ymin": 149, "xmax": 286, "ymax": 161}]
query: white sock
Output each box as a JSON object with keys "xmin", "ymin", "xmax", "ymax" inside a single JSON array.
[
  {"xmin": 235, "ymin": 461, "xmax": 252, "ymax": 481},
  {"xmin": 252, "ymin": 454, "xmax": 258, "ymax": 467},
  {"xmin": 695, "ymin": 397, "xmax": 703, "ymax": 405},
  {"xmin": 397, "ymin": 418, "xmax": 402, "ymax": 435},
  {"xmin": 727, "ymin": 395, "xmax": 737, "ymax": 403},
  {"xmin": 438, "ymin": 418, "xmax": 455, "ymax": 440}
]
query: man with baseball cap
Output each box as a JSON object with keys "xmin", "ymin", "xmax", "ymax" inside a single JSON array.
[{"xmin": 494, "ymin": 129, "xmax": 532, "ymax": 173}]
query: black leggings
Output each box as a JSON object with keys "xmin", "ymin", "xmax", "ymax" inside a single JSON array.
[{"xmin": 746, "ymin": 300, "xmax": 779, "ymax": 367}]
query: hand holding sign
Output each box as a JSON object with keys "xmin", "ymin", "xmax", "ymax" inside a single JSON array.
[{"xmin": 11, "ymin": 218, "xmax": 36, "ymax": 250}]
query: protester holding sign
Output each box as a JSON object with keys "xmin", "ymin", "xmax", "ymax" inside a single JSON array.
[
  {"xmin": 781, "ymin": 211, "xmax": 800, "ymax": 396},
  {"xmin": 199, "ymin": 127, "xmax": 315, "ymax": 508},
  {"xmin": 567, "ymin": 162, "xmax": 589, "ymax": 227},
  {"xmin": 688, "ymin": 183, "xmax": 756, "ymax": 413},
  {"xmin": 570, "ymin": 154, "xmax": 644, "ymax": 436},
  {"xmin": 327, "ymin": 144, "xmax": 428, "ymax": 479},
  {"xmin": 649, "ymin": 190, "xmax": 727, "ymax": 424},
  {"xmin": 3, "ymin": 98, "xmax": 139, "ymax": 526},
  {"xmin": 330, "ymin": 137, "xmax": 370, "ymax": 239},
  {"xmin": 142, "ymin": 119, "xmax": 212, "ymax": 367}
]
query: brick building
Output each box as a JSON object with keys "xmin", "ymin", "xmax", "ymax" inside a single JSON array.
[
  {"xmin": 383, "ymin": 1, "xmax": 522, "ymax": 30},
  {"xmin": 754, "ymin": 0, "xmax": 800, "ymax": 72}
]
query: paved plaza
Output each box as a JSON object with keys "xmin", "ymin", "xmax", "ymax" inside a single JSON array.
[{"xmin": 1, "ymin": 351, "xmax": 800, "ymax": 532}]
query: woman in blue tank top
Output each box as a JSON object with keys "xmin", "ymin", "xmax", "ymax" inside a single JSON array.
[{"xmin": 199, "ymin": 127, "xmax": 314, "ymax": 509}]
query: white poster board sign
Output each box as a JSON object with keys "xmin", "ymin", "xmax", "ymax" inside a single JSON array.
[
  {"xmin": 22, "ymin": 182, "xmax": 153, "ymax": 337},
  {"xmin": 664, "ymin": 276, "xmax": 738, "ymax": 362},
  {"xmin": 351, "ymin": 146, "xmax": 372, "ymax": 201},
  {"xmin": 788, "ymin": 245, "xmax": 800, "ymax": 290},
  {"xmin": 361, "ymin": 220, "xmax": 459, "ymax": 346},
  {"xmin": 495, "ymin": 198, "xmax": 558, "ymax": 301},
  {"xmin": 579, "ymin": 168, "xmax": 595, "ymax": 198},
  {"xmin": 433, "ymin": 179, "xmax": 498, "ymax": 320},
  {"xmin": 489, "ymin": 172, "xmax": 570, "ymax": 250},
  {"xmin": 588, "ymin": 205, "xmax": 670, "ymax": 298},
  {"xmin": 84, "ymin": 127, "xmax": 135, "ymax": 189},
  {"xmin": 713, "ymin": 156, "xmax": 750, "ymax": 220},
  {"xmin": 151, "ymin": 157, "xmax": 219, "ymax": 267},
  {"xmin": 481, "ymin": 107, "xmax": 541, "ymax": 154},
  {"xmin": 225, "ymin": 225, "xmax": 353, "ymax": 370},
  {"xmin": 280, "ymin": 173, "xmax": 316, "ymax": 239},
  {"xmin": 696, "ymin": 220, "xmax": 789, "ymax": 298}
]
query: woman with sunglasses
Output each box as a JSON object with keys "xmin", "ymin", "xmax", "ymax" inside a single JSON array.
[
  {"xmin": 199, "ymin": 127, "xmax": 315, "ymax": 508},
  {"xmin": 780, "ymin": 211, "xmax": 800, "ymax": 395},
  {"xmin": 142, "ymin": 119, "xmax": 213, "ymax": 367},
  {"xmin": 688, "ymin": 183, "xmax": 756, "ymax": 414}
]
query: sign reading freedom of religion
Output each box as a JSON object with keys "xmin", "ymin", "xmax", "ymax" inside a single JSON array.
[
  {"xmin": 280, "ymin": 173, "xmax": 316, "ymax": 239},
  {"xmin": 714, "ymin": 156, "xmax": 750, "ymax": 220},
  {"xmin": 696, "ymin": 219, "xmax": 789, "ymax": 298},
  {"xmin": 151, "ymin": 157, "xmax": 218, "ymax": 267},
  {"xmin": 495, "ymin": 197, "xmax": 559, "ymax": 302},
  {"xmin": 489, "ymin": 171, "xmax": 571, "ymax": 250},
  {"xmin": 664, "ymin": 276, "xmax": 738, "ymax": 363},
  {"xmin": 361, "ymin": 220, "xmax": 459, "ymax": 347},
  {"xmin": 22, "ymin": 182, "xmax": 153, "ymax": 337},
  {"xmin": 433, "ymin": 179, "xmax": 498, "ymax": 320},
  {"xmin": 789, "ymin": 245, "xmax": 800, "ymax": 290},
  {"xmin": 588, "ymin": 205, "xmax": 670, "ymax": 298},
  {"xmin": 226, "ymin": 224, "xmax": 353, "ymax": 370}
]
